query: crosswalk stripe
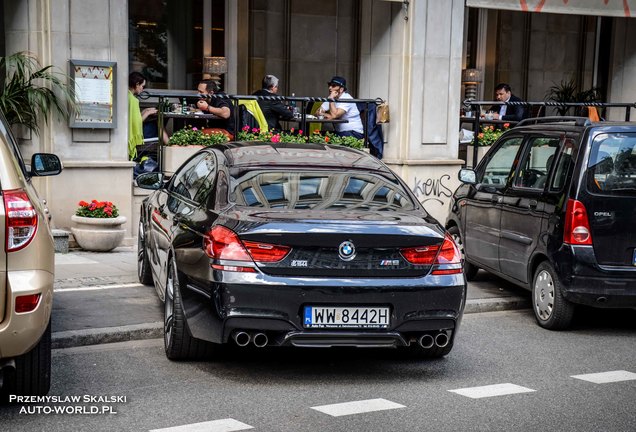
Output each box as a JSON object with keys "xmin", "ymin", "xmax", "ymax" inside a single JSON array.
[
  {"xmin": 148, "ymin": 418, "xmax": 253, "ymax": 432},
  {"xmin": 311, "ymin": 398, "xmax": 405, "ymax": 417},
  {"xmin": 449, "ymin": 383, "xmax": 536, "ymax": 399},
  {"xmin": 571, "ymin": 370, "xmax": 636, "ymax": 384}
]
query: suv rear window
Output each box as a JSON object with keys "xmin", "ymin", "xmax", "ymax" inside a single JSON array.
[{"xmin": 587, "ymin": 132, "xmax": 636, "ymax": 195}]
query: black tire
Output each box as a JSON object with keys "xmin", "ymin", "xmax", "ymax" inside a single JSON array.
[
  {"xmin": 1, "ymin": 321, "xmax": 51, "ymax": 400},
  {"xmin": 448, "ymin": 225, "xmax": 479, "ymax": 281},
  {"xmin": 532, "ymin": 261, "xmax": 575, "ymax": 330},
  {"xmin": 137, "ymin": 218, "xmax": 153, "ymax": 285},
  {"xmin": 164, "ymin": 258, "xmax": 217, "ymax": 360}
]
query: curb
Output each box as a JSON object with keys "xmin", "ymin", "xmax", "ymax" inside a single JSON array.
[
  {"xmin": 51, "ymin": 297, "xmax": 531, "ymax": 349},
  {"xmin": 52, "ymin": 322, "xmax": 163, "ymax": 349},
  {"xmin": 464, "ymin": 296, "xmax": 531, "ymax": 314}
]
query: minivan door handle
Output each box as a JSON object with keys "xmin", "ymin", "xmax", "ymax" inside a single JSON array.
[
  {"xmin": 491, "ymin": 195, "xmax": 502, "ymax": 203},
  {"xmin": 529, "ymin": 199, "xmax": 538, "ymax": 208}
]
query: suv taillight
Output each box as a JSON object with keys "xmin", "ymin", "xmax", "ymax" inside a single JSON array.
[
  {"xmin": 4, "ymin": 189, "xmax": 38, "ymax": 252},
  {"xmin": 204, "ymin": 225, "xmax": 290, "ymax": 272},
  {"xmin": 563, "ymin": 199, "xmax": 592, "ymax": 245},
  {"xmin": 400, "ymin": 234, "xmax": 463, "ymax": 275}
]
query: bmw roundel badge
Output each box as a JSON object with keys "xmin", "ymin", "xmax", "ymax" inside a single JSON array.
[{"xmin": 338, "ymin": 240, "xmax": 356, "ymax": 261}]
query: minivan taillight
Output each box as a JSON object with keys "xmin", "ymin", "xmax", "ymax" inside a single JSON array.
[
  {"xmin": 563, "ymin": 199, "xmax": 592, "ymax": 245},
  {"xmin": 400, "ymin": 234, "xmax": 463, "ymax": 275},
  {"xmin": 4, "ymin": 189, "xmax": 38, "ymax": 252},
  {"xmin": 204, "ymin": 225, "xmax": 290, "ymax": 272},
  {"xmin": 16, "ymin": 294, "xmax": 41, "ymax": 313}
]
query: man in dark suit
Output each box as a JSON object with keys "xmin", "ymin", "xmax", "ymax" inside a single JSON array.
[
  {"xmin": 252, "ymin": 75, "xmax": 294, "ymax": 131},
  {"xmin": 489, "ymin": 83, "xmax": 527, "ymax": 121}
]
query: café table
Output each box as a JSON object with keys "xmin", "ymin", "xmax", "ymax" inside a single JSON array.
[{"xmin": 282, "ymin": 115, "xmax": 349, "ymax": 135}]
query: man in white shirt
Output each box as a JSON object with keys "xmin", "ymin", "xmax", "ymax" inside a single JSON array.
[{"xmin": 318, "ymin": 76, "xmax": 364, "ymax": 138}]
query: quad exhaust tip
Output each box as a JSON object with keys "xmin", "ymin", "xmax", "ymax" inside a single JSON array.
[
  {"xmin": 418, "ymin": 331, "xmax": 450, "ymax": 349},
  {"xmin": 233, "ymin": 331, "xmax": 251, "ymax": 347},
  {"xmin": 253, "ymin": 333, "xmax": 268, "ymax": 348}
]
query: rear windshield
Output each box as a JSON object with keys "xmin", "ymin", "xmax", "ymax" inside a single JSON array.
[
  {"xmin": 229, "ymin": 170, "xmax": 417, "ymax": 211},
  {"xmin": 587, "ymin": 132, "xmax": 636, "ymax": 195}
]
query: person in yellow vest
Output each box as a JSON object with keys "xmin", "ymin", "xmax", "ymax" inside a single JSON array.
[{"xmin": 128, "ymin": 72, "xmax": 166, "ymax": 160}]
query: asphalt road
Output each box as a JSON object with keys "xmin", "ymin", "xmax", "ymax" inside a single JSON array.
[{"xmin": 1, "ymin": 308, "xmax": 634, "ymax": 432}]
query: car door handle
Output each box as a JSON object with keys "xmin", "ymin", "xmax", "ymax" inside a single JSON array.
[
  {"xmin": 491, "ymin": 196, "xmax": 502, "ymax": 203},
  {"xmin": 529, "ymin": 199, "xmax": 538, "ymax": 208}
]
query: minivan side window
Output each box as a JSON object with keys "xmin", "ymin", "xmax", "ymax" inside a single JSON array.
[
  {"xmin": 587, "ymin": 132, "xmax": 636, "ymax": 195},
  {"xmin": 550, "ymin": 138, "xmax": 577, "ymax": 191},
  {"xmin": 480, "ymin": 137, "xmax": 523, "ymax": 187},
  {"xmin": 513, "ymin": 137, "xmax": 559, "ymax": 189}
]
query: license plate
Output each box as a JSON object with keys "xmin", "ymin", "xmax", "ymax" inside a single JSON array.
[{"xmin": 303, "ymin": 306, "xmax": 390, "ymax": 329}]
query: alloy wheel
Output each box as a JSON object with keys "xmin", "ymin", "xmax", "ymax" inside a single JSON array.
[
  {"xmin": 164, "ymin": 263, "xmax": 175, "ymax": 348},
  {"xmin": 137, "ymin": 220, "xmax": 145, "ymax": 279},
  {"xmin": 534, "ymin": 269, "xmax": 554, "ymax": 321}
]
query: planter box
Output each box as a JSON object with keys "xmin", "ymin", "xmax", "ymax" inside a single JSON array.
[
  {"xmin": 71, "ymin": 215, "xmax": 127, "ymax": 252},
  {"xmin": 163, "ymin": 145, "xmax": 204, "ymax": 175},
  {"xmin": 465, "ymin": 145, "xmax": 492, "ymax": 168}
]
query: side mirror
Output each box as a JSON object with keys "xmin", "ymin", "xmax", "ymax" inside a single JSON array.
[
  {"xmin": 136, "ymin": 172, "xmax": 165, "ymax": 190},
  {"xmin": 458, "ymin": 168, "xmax": 476, "ymax": 184},
  {"xmin": 30, "ymin": 153, "xmax": 63, "ymax": 176}
]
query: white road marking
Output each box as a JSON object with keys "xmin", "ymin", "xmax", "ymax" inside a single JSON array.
[
  {"xmin": 449, "ymin": 383, "xmax": 536, "ymax": 399},
  {"xmin": 571, "ymin": 370, "xmax": 636, "ymax": 384},
  {"xmin": 54, "ymin": 283, "xmax": 144, "ymax": 292},
  {"xmin": 55, "ymin": 254, "xmax": 99, "ymax": 265},
  {"xmin": 149, "ymin": 418, "xmax": 254, "ymax": 432},
  {"xmin": 311, "ymin": 398, "xmax": 406, "ymax": 417}
]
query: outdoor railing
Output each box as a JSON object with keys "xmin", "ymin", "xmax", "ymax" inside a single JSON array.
[
  {"xmin": 461, "ymin": 100, "xmax": 636, "ymax": 168},
  {"xmin": 139, "ymin": 90, "xmax": 383, "ymax": 172}
]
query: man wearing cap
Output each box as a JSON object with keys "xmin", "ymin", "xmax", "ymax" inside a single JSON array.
[{"xmin": 318, "ymin": 76, "xmax": 364, "ymax": 138}]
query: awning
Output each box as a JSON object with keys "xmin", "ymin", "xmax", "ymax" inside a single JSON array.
[{"xmin": 465, "ymin": 0, "xmax": 632, "ymax": 18}]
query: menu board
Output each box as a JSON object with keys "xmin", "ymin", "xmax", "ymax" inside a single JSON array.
[{"xmin": 69, "ymin": 60, "xmax": 117, "ymax": 128}]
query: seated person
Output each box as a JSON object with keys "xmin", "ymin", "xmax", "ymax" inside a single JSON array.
[
  {"xmin": 195, "ymin": 79, "xmax": 235, "ymax": 139},
  {"xmin": 317, "ymin": 76, "xmax": 364, "ymax": 139},
  {"xmin": 253, "ymin": 75, "xmax": 294, "ymax": 131},
  {"xmin": 487, "ymin": 83, "xmax": 527, "ymax": 122}
]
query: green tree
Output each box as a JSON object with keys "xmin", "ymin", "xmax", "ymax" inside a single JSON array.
[{"xmin": 0, "ymin": 51, "xmax": 76, "ymax": 135}]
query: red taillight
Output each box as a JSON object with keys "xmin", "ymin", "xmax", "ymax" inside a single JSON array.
[
  {"xmin": 563, "ymin": 199, "xmax": 592, "ymax": 245},
  {"xmin": 15, "ymin": 294, "xmax": 41, "ymax": 313},
  {"xmin": 243, "ymin": 241, "xmax": 291, "ymax": 262},
  {"xmin": 204, "ymin": 225, "xmax": 252, "ymax": 261},
  {"xmin": 432, "ymin": 234, "xmax": 463, "ymax": 275},
  {"xmin": 4, "ymin": 189, "xmax": 38, "ymax": 252},
  {"xmin": 400, "ymin": 245, "xmax": 438, "ymax": 265},
  {"xmin": 401, "ymin": 234, "xmax": 462, "ymax": 275},
  {"xmin": 204, "ymin": 226, "xmax": 290, "ymax": 271}
]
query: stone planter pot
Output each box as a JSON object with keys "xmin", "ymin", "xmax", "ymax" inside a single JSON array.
[
  {"xmin": 163, "ymin": 145, "xmax": 204, "ymax": 175},
  {"xmin": 70, "ymin": 215, "xmax": 127, "ymax": 252}
]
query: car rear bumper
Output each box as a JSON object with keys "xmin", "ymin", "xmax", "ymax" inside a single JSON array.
[
  {"xmin": 0, "ymin": 270, "xmax": 54, "ymax": 358},
  {"xmin": 556, "ymin": 245, "xmax": 636, "ymax": 308},
  {"xmin": 180, "ymin": 271, "xmax": 467, "ymax": 347}
]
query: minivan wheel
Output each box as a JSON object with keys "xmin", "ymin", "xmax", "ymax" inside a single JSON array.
[
  {"xmin": 164, "ymin": 257, "xmax": 216, "ymax": 360},
  {"xmin": 532, "ymin": 261, "xmax": 575, "ymax": 330},
  {"xmin": 137, "ymin": 218, "xmax": 153, "ymax": 285},
  {"xmin": 448, "ymin": 226, "xmax": 478, "ymax": 280}
]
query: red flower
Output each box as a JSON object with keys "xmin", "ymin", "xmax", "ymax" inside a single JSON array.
[
  {"xmin": 78, "ymin": 200, "xmax": 89, "ymax": 207},
  {"xmin": 503, "ymin": 123, "xmax": 510, "ymax": 128},
  {"xmin": 325, "ymin": 136, "xmax": 330, "ymax": 142}
]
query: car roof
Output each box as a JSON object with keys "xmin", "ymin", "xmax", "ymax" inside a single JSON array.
[
  {"xmin": 514, "ymin": 118, "xmax": 636, "ymax": 134},
  {"xmin": 215, "ymin": 141, "xmax": 389, "ymax": 172}
]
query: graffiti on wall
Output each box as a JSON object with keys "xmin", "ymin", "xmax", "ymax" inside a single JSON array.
[{"xmin": 412, "ymin": 174, "xmax": 453, "ymax": 206}]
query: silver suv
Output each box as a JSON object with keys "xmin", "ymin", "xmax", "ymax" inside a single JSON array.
[{"xmin": 0, "ymin": 109, "xmax": 62, "ymax": 398}]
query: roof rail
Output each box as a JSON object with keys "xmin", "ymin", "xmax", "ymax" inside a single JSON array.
[{"xmin": 516, "ymin": 116, "xmax": 591, "ymax": 127}]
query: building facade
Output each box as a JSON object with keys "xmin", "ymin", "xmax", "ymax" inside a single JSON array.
[{"xmin": 1, "ymin": 0, "xmax": 635, "ymax": 243}]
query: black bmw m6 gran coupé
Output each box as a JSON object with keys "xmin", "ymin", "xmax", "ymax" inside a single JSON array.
[{"xmin": 136, "ymin": 142, "xmax": 466, "ymax": 360}]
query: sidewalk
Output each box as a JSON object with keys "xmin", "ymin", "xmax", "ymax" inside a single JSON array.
[{"xmin": 51, "ymin": 247, "xmax": 530, "ymax": 349}]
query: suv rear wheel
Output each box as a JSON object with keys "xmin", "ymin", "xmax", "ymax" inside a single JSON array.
[
  {"xmin": 532, "ymin": 261, "xmax": 575, "ymax": 330},
  {"xmin": 1, "ymin": 321, "xmax": 51, "ymax": 400},
  {"xmin": 448, "ymin": 226, "xmax": 478, "ymax": 280}
]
